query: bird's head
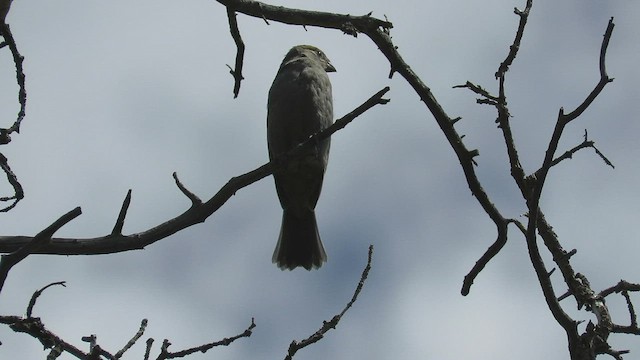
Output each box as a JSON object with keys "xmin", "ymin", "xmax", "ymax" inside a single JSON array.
[{"xmin": 282, "ymin": 45, "xmax": 336, "ymax": 73}]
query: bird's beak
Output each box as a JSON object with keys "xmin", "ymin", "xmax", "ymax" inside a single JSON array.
[{"xmin": 325, "ymin": 62, "xmax": 337, "ymax": 73}]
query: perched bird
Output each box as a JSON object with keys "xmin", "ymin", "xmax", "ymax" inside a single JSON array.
[{"xmin": 267, "ymin": 45, "xmax": 336, "ymax": 270}]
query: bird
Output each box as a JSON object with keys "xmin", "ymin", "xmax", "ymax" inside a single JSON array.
[{"xmin": 267, "ymin": 45, "xmax": 336, "ymax": 270}]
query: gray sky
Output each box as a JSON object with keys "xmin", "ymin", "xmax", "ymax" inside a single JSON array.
[{"xmin": 1, "ymin": 1, "xmax": 639, "ymax": 359}]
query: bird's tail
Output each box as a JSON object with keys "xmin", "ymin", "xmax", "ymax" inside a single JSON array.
[{"xmin": 272, "ymin": 210, "xmax": 327, "ymax": 270}]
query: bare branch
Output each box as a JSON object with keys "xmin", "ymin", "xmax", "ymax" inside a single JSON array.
[
  {"xmin": 457, "ymin": 2, "xmax": 535, "ymax": 294},
  {"xmin": 216, "ymin": 0, "xmax": 392, "ymax": 35},
  {"xmin": 461, "ymin": 221, "xmax": 508, "ymax": 295},
  {"xmin": 598, "ymin": 280, "xmax": 640, "ymax": 335},
  {"xmin": 26, "ymin": 281, "xmax": 66, "ymax": 318},
  {"xmin": 145, "ymin": 338, "xmax": 154, "ymax": 360},
  {"xmin": 0, "ymin": 88, "xmax": 389, "ymax": 255},
  {"xmin": 284, "ymin": 245, "xmax": 373, "ymax": 360},
  {"xmin": 156, "ymin": 318, "xmax": 255, "ymax": 359},
  {"xmin": 111, "ymin": 190, "xmax": 132, "ymax": 236},
  {"xmin": 621, "ymin": 291, "xmax": 637, "ymax": 329},
  {"xmin": 456, "ymin": 5, "xmax": 620, "ymax": 357},
  {"xmin": 600, "ymin": 280, "xmax": 640, "ymax": 298},
  {"xmin": 172, "ymin": 172, "xmax": 202, "ymax": 206},
  {"xmin": 0, "ymin": 152, "xmax": 23, "ymax": 212},
  {"xmin": 495, "ymin": 0, "xmax": 533, "ymax": 79},
  {"xmin": 114, "ymin": 319, "xmax": 148, "ymax": 359},
  {"xmin": 526, "ymin": 18, "xmax": 617, "ymax": 322},
  {"xmin": 81, "ymin": 334, "xmax": 116, "ymax": 360},
  {"xmin": 560, "ymin": 18, "xmax": 615, "ymax": 124},
  {"xmin": 0, "ymin": 207, "xmax": 81, "ymax": 293},
  {"xmin": 0, "ymin": 24, "xmax": 27, "ymax": 135},
  {"xmin": 533, "ymin": 129, "xmax": 615, "ymax": 178},
  {"xmin": 0, "ymin": 316, "xmax": 89, "ymax": 359},
  {"xmin": 225, "ymin": 8, "xmax": 245, "ymax": 98},
  {"xmin": 453, "ymin": 81, "xmax": 499, "ymax": 106}
]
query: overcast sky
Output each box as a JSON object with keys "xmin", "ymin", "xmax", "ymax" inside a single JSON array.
[{"xmin": 1, "ymin": 1, "xmax": 639, "ymax": 359}]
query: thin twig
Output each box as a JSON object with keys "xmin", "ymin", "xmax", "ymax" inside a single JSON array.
[
  {"xmin": 26, "ymin": 281, "xmax": 66, "ymax": 317},
  {"xmin": 226, "ymin": 8, "xmax": 245, "ymax": 98},
  {"xmin": 284, "ymin": 245, "xmax": 373, "ymax": 360},
  {"xmin": 0, "ymin": 24, "xmax": 27, "ymax": 135},
  {"xmin": 172, "ymin": 172, "xmax": 202, "ymax": 206},
  {"xmin": 495, "ymin": 0, "xmax": 533, "ymax": 78},
  {"xmin": 560, "ymin": 18, "xmax": 615, "ymax": 124},
  {"xmin": 111, "ymin": 190, "xmax": 132, "ymax": 236},
  {"xmin": 114, "ymin": 319, "xmax": 148, "ymax": 359},
  {"xmin": 144, "ymin": 338, "xmax": 154, "ymax": 360},
  {"xmin": 533, "ymin": 130, "xmax": 615, "ymax": 177},
  {"xmin": 157, "ymin": 318, "xmax": 255, "ymax": 359}
]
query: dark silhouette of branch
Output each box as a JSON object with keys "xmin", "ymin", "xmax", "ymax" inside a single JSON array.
[
  {"xmin": 0, "ymin": 24, "xmax": 27, "ymax": 136},
  {"xmin": 0, "ymin": 24, "xmax": 27, "ymax": 212},
  {"xmin": 533, "ymin": 129, "xmax": 614, "ymax": 179},
  {"xmin": 26, "ymin": 281, "xmax": 66, "ymax": 318},
  {"xmin": 0, "ymin": 88, "xmax": 389, "ymax": 255},
  {"xmin": 599, "ymin": 280, "xmax": 640, "ymax": 336},
  {"xmin": 114, "ymin": 319, "xmax": 148, "ymax": 359},
  {"xmin": 454, "ymin": 3, "xmax": 626, "ymax": 357},
  {"xmin": 0, "ymin": 207, "xmax": 81, "ymax": 293},
  {"xmin": 156, "ymin": 318, "xmax": 255, "ymax": 359},
  {"xmin": 284, "ymin": 245, "xmax": 373, "ymax": 360},
  {"xmin": 225, "ymin": 8, "xmax": 245, "ymax": 98},
  {"xmin": 145, "ymin": 338, "xmax": 154, "ymax": 360},
  {"xmin": 172, "ymin": 172, "xmax": 202, "ymax": 206},
  {"xmin": 111, "ymin": 190, "xmax": 132, "ymax": 236},
  {"xmin": 215, "ymin": 0, "xmax": 392, "ymax": 35},
  {"xmin": 1, "ymin": 310, "xmax": 253, "ymax": 360},
  {"xmin": 0, "ymin": 316, "xmax": 89, "ymax": 359},
  {"xmin": 458, "ymin": 0, "xmax": 534, "ymax": 294},
  {"xmin": 0, "ymin": 152, "xmax": 23, "ymax": 212},
  {"xmin": 527, "ymin": 16, "xmax": 615, "ymax": 321},
  {"xmin": 600, "ymin": 280, "xmax": 640, "ymax": 298}
]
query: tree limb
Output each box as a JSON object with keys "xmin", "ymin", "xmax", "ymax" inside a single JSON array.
[
  {"xmin": 0, "ymin": 207, "xmax": 81, "ymax": 293},
  {"xmin": 0, "ymin": 88, "xmax": 390, "ymax": 255},
  {"xmin": 284, "ymin": 245, "xmax": 373, "ymax": 360}
]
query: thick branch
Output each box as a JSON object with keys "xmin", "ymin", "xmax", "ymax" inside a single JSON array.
[
  {"xmin": 0, "ymin": 208, "xmax": 81, "ymax": 293},
  {"xmin": 0, "ymin": 316, "xmax": 89, "ymax": 359},
  {"xmin": 216, "ymin": 0, "xmax": 392, "ymax": 35}
]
